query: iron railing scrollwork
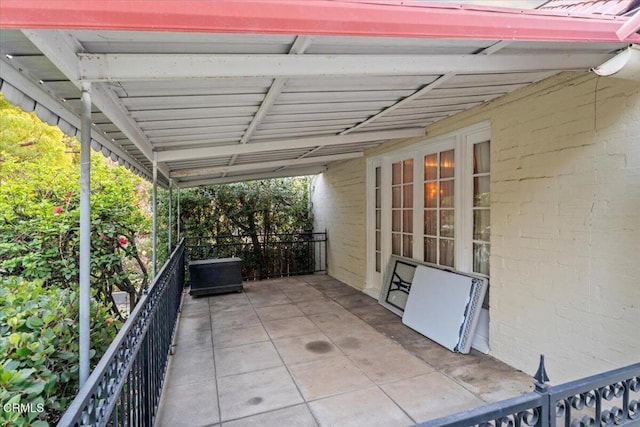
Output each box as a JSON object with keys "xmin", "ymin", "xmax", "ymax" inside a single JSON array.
[
  {"xmin": 417, "ymin": 358, "xmax": 640, "ymax": 427},
  {"xmin": 57, "ymin": 240, "xmax": 186, "ymax": 427},
  {"xmin": 186, "ymin": 232, "xmax": 327, "ymax": 280}
]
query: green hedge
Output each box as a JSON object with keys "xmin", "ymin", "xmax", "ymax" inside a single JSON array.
[{"xmin": 0, "ymin": 277, "xmax": 119, "ymax": 426}]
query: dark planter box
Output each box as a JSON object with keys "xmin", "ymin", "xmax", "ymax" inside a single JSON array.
[{"xmin": 189, "ymin": 257, "xmax": 243, "ymax": 296}]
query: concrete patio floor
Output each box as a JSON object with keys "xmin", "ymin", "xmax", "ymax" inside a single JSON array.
[{"xmin": 156, "ymin": 274, "xmax": 533, "ymax": 427}]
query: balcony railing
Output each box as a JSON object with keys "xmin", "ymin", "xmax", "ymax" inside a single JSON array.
[
  {"xmin": 186, "ymin": 232, "xmax": 327, "ymax": 280},
  {"xmin": 418, "ymin": 358, "xmax": 640, "ymax": 427},
  {"xmin": 57, "ymin": 240, "xmax": 185, "ymax": 426}
]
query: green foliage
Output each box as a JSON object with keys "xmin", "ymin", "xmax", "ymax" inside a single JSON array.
[
  {"xmin": 0, "ymin": 94, "xmax": 151, "ymax": 313},
  {"xmin": 0, "ymin": 277, "xmax": 119, "ymax": 426},
  {"xmin": 161, "ymin": 178, "xmax": 313, "ymax": 278}
]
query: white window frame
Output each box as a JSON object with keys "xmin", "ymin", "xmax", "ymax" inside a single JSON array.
[{"xmin": 366, "ymin": 121, "xmax": 490, "ymax": 293}]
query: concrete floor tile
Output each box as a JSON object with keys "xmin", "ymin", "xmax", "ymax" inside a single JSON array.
[
  {"xmin": 282, "ymin": 288, "xmax": 326, "ymax": 303},
  {"xmin": 166, "ymin": 348, "xmax": 215, "ymax": 387},
  {"xmin": 263, "ymin": 315, "xmax": 321, "ymax": 340},
  {"xmin": 380, "ymin": 372, "xmax": 485, "ymax": 423},
  {"xmin": 212, "ymin": 323, "xmax": 270, "ymax": 349},
  {"xmin": 295, "ymin": 299, "xmax": 345, "ymax": 316},
  {"xmin": 273, "ymin": 332, "xmax": 342, "ymax": 366},
  {"xmin": 156, "ymin": 379, "xmax": 220, "ymax": 427},
  {"xmin": 317, "ymin": 283, "xmax": 362, "ymax": 298},
  {"xmin": 178, "ymin": 313, "xmax": 212, "ymax": 333},
  {"xmin": 222, "ymin": 404, "xmax": 318, "ymax": 427},
  {"xmin": 308, "ymin": 387, "xmax": 413, "ymax": 427},
  {"xmin": 307, "ymin": 311, "xmax": 368, "ymax": 336},
  {"xmin": 175, "ymin": 325, "xmax": 214, "ymax": 352},
  {"xmin": 350, "ymin": 304, "xmax": 401, "ymax": 326},
  {"xmin": 331, "ymin": 293, "xmax": 378, "ymax": 309},
  {"xmin": 349, "ymin": 345, "xmax": 434, "ymax": 384},
  {"xmin": 442, "ymin": 357, "xmax": 533, "ymax": 402},
  {"xmin": 209, "ymin": 292, "xmax": 250, "ymax": 309},
  {"xmin": 215, "ymin": 341, "xmax": 283, "ymax": 378},
  {"xmin": 212, "ymin": 306, "xmax": 260, "ymax": 329},
  {"xmin": 289, "ymin": 355, "xmax": 375, "ymax": 401},
  {"xmin": 372, "ymin": 320, "xmax": 426, "ymax": 345},
  {"xmin": 255, "ymin": 303, "xmax": 305, "ymax": 322},
  {"xmin": 217, "ymin": 366, "xmax": 303, "ymax": 421},
  {"xmin": 246, "ymin": 290, "xmax": 292, "ymax": 308}
]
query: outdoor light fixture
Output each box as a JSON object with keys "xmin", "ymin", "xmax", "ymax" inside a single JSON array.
[{"xmin": 592, "ymin": 44, "xmax": 640, "ymax": 81}]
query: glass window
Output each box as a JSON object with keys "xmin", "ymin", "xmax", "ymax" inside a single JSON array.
[
  {"xmin": 392, "ymin": 159, "xmax": 413, "ymax": 258},
  {"xmin": 472, "ymin": 141, "xmax": 490, "ymax": 276},
  {"xmin": 424, "ymin": 150, "xmax": 455, "ymax": 267}
]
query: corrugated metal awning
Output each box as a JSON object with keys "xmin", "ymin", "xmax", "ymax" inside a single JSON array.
[{"xmin": 0, "ymin": 0, "xmax": 637, "ymax": 186}]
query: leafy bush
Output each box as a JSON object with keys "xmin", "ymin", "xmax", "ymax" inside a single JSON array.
[
  {"xmin": 0, "ymin": 95, "xmax": 151, "ymax": 316},
  {"xmin": 0, "ymin": 277, "xmax": 119, "ymax": 426}
]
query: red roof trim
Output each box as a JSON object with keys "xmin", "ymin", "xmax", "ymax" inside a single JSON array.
[{"xmin": 1, "ymin": 0, "xmax": 638, "ymax": 43}]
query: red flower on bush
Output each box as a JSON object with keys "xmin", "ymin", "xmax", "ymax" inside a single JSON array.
[
  {"xmin": 118, "ymin": 236, "xmax": 128, "ymax": 246},
  {"xmin": 53, "ymin": 206, "xmax": 63, "ymax": 215}
]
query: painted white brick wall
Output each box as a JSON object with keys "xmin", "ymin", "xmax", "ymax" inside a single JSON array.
[
  {"xmin": 311, "ymin": 158, "xmax": 367, "ymax": 290},
  {"xmin": 312, "ymin": 72, "xmax": 640, "ymax": 382}
]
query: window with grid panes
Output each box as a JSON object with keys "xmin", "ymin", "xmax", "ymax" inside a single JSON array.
[
  {"xmin": 423, "ymin": 150, "xmax": 455, "ymax": 268},
  {"xmin": 391, "ymin": 159, "xmax": 413, "ymax": 258},
  {"xmin": 472, "ymin": 141, "xmax": 490, "ymax": 275}
]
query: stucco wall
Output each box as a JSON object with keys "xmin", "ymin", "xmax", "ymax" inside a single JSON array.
[
  {"xmin": 313, "ymin": 71, "xmax": 640, "ymax": 382},
  {"xmin": 311, "ymin": 158, "xmax": 367, "ymax": 290}
]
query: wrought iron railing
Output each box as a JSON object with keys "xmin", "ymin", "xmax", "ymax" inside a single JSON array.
[
  {"xmin": 417, "ymin": 357, "xmax": 640, "ymax": 427},
  {"xmin": 186, "ymin": 232, "xmax": 327, "ymax": 280},
  {"xmin": 57, "ymin": 240, "xmax": 185, "ymax": 427}
]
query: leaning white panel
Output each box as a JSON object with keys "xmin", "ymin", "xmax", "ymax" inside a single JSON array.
[{"xmin": 402, "ymin": 265, "xmax": 488, "ymax": 354}]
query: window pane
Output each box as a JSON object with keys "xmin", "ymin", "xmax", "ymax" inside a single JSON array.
[
  {"xmin": 424, "ymin": 182, "xmax": 438, "ymax": 208},
  {"xmin": 473, "ymin": 210, "xmax": 490, "ymax": 241},
  {"xmin": 439, "ymin": 239, "xmax": 455, "ymax": 267},
  {"xmin": 424, "ymin": 209, "xmax": 437, "ymax": 236},
  {"xmin": 474, "ymin": 141, "xmax": 490, "ymax": 174},
  {"xmin": 375, "ymin": 210, "xmax": 381, "ymax": 229},
  {"xmin": 403, "ymin": 159, "xmax": 413, "ymax": 183},
  {"xmin": 375, "ymin": 231, "xmax": 381, "ymax": 251},
  {"xmin": 392, "ymin": 186, "xmax": 401, "ymax": 208},
  {"xmin": 392, "ymin": 162, "xmax": 402, "ymax": 185},
  {"xmin": 403, "ymin": 234, "xmax": 413, "ymax": 258},
  {"xmin": 424, "ymin": 153, "xmax": 438, "ymax": 181},
  {"xmin": 440, "ymin": 149, "xmax": 455, "ymax": 178},
  {"xmin": 424, "ymin": 238, "xmax": 437, "ymax": 264},
  {"xmin": 440, "ymin": 180, "xmax": 454, "ymax": 208},
  {"xmin": 392, "ymin": 233, "xmax": 401, "ymax": 255},
  {"xmin": 473, "ymin": 242, "xmax": 490, "ymax": 275},
  {"xmin": 474, "ymin": 176, "xmax": 490, "ymax": 207},
  {"xmin": 392, "ymin": 210, "xmax": 401, "ymax": 232},
  {"xmin": 403, "ymin": 184, "xmax": 413, "ymax": 208},
  {"xmin": 403, "ymin": 210, "xmax": 413, "ymax": 233},
  {"xmin": 375, "ymin": 188, "xmax": 381, "ymax": 209},
  {"xmin": 375, "ymin": 252, "xmax": 381, "ymax": 273},
  {"xmin": 440, "ymin": 210, "xmax": 454, "ymax": 238},
  {"xmin": 375, "ymin": 166, "xmax": 381, "ymax": 187}
]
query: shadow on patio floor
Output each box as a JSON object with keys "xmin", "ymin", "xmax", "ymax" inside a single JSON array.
[{"xmin": 156, "ymin": 274, "xmax": 532, "ymax": 427}]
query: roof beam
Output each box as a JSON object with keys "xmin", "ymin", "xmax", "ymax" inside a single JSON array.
[
  {"xmin": 340, "ymin": 40, "xmax": 510, "ymax": 134},
  {"xmin": 22, "ymin": 30, "xmax": 170, "ymax": 178},
  {"xmin": 171, "ymin": 152, "xmax": 362, "ymax": 178},
  {"xmin": 157, "ymin": 128, "xmax": 424, "ymax": 162},
  {"xmin": 228, "ymin": 36, "xmax": 313, "ymax": 168},
  {"xmin": 78, "ymin": 53, "xmax": 613, "ymax": 81},
  {"xmin": 178, "ymin": 166, "xmax": 327, "ymax": 188}
]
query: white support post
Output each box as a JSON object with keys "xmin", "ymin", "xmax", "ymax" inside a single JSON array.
[
  {"xmin": 152, "ymin": 153, "xmax": 158, "ymax": 280},
  {"xmin": 177, "ymin": 186, "xmax": 181, "ymax": 242},
  {"xmin": 79, "ymin": 82, "xmax": 92, "ymax": 387},
  {"xmin": 168, "ymin": 180, "xmax": 173, "ymax": 254}
]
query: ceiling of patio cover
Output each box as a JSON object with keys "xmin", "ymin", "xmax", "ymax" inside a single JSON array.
[{"xmin": 0, "ymin": 1, "xmax": 637, "ymax": 187}]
